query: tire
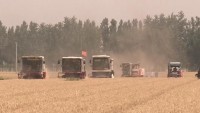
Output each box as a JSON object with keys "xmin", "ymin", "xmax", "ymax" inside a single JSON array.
[
  {"xmin": 196, "ymin": 74, "xmax": 200, "ymax": 79},
  {"xmin": 80, "ymin": 73, "xmax": 85, "ymax": 79},
  {"xmin": 18, "ymin": 74, "xmax": 23, "ymax": 79},
  {"xmin": 82, "ymin": 72, "xmax": 86, "ymax": 79},
  {"xmin": 18, "ymin": 76, "xmax": 22, "ymax": 79},
  {"xmin": 42, "ymin": 74, "xmax": 46, "ymax": 79}
]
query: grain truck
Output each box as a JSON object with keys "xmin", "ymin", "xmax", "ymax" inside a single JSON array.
[{"xmin": 18, "ymin": 56, "xmax": 47, "ymax": 79}]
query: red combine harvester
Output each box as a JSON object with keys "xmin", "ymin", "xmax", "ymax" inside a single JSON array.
[
  {"xmin": 18, "ymin": 56, "xmax": 47, "ymax": 79},
  {"xmin": 131, "ymin": 64, "xmax": 145, "ymax": 77},
  {"xmin": 121, "ymin": 63, "xmax": 145, "ymax": 77},
  {"xmin": 57, "ymin": 57, "xmax": 86, "ymax": 79},
  {"xmin": 132, "ymin": 64, "xmax": 145, "ymax": 77}
]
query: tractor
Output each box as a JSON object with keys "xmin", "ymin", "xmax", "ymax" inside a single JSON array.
[
  {"xmin": 167, "ymin": 62, "xmax": 182, "ymax": 77},
  {"xmin": 57, "ymin": 57, "xmax": 86, "ymax": 79},
  {"xmin": 18, "ymin": 56, "xmax": 47, "ymax": 79},
  {"xmin": 90, "ymin": 55, "xmax": 114, "ymax": 78}
]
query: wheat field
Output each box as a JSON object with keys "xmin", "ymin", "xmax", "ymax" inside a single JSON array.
[{"xmin": 0, "ymin": 72, "xmax": 200, "ymax": 113}]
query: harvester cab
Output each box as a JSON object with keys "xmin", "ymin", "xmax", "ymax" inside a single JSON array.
[
  {"xmin": 168, "ymin": 62, "xmax": 182, "ymax": 77},
  {"xmin": 90, "ymin": 55, "xmax": 114, "ymax": 78},
  {"xmin": 18, "ymin": 56, "xmax": 47, "ymax": 79},
  {"xmin": 57, "ymin": 57, "xmax": 86, "ymax": 79},
  {"xmin": 121, "ymin": 63, "xmax": 133, "ymax": 76}
]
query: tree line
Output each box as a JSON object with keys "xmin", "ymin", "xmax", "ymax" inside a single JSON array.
[{"xmin": 0, "ymin": 11, "xmax": 200, "ymax": 71}]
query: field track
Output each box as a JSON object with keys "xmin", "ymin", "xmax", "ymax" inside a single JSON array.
[{"xmin": 0, "ymin": 72, "xmax": 200, "ymax": 113}]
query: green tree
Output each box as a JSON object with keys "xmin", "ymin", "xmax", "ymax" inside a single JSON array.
[{"xmin": 100, "ymin": 18, "xmax": 109, "ymax": 52}]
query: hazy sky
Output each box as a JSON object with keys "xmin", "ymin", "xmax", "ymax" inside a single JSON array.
[{"xmin": 0, "ymin": 0, "xmax": 200, "ymax": 27}]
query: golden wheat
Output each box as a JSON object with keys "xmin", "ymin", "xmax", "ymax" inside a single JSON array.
[{"xmin": 0, "ymin": 72, "xmax": 199, "ymax": 113}]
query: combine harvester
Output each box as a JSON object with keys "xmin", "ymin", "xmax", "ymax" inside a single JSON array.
[
  {"xmin": 121, "ymin": 63, "xmax": 145, "ymax": 77},
  {"xmin": 121, "ymin": 63, "xmax": 133, "ymax": 76},
  {"xmin": 90, "ymin": 55, "xmax": 114, "ymax": 78},
  {"xmin": 167, "ymin": 62, "xmax": 182, "ymax": 77},
  {"xmin": 18, "ymin": 56, "xmax": 47, "ymax": 79},
  {"xmin": 57, "ymin": 57, "xmax": 86, "ymax": 79}
]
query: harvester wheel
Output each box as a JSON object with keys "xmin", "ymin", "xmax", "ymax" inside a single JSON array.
[
  {"xmin": 197, "ymin": 75, "xmax": 200, "ymax": 79},
  {"xmin": 43, "ymin": 74, "xmax": 46, "ymax": 79},
  {"xmin": 18, "ymin": 74, "xmax": 22, "ymax": 79},
  {"xmin": 82, "ymin": 73, "xmax": 86, "ymax": 79},
  {"xmin": 18, "ymin": 76, "xmax": 21, "ymax": 79}
]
